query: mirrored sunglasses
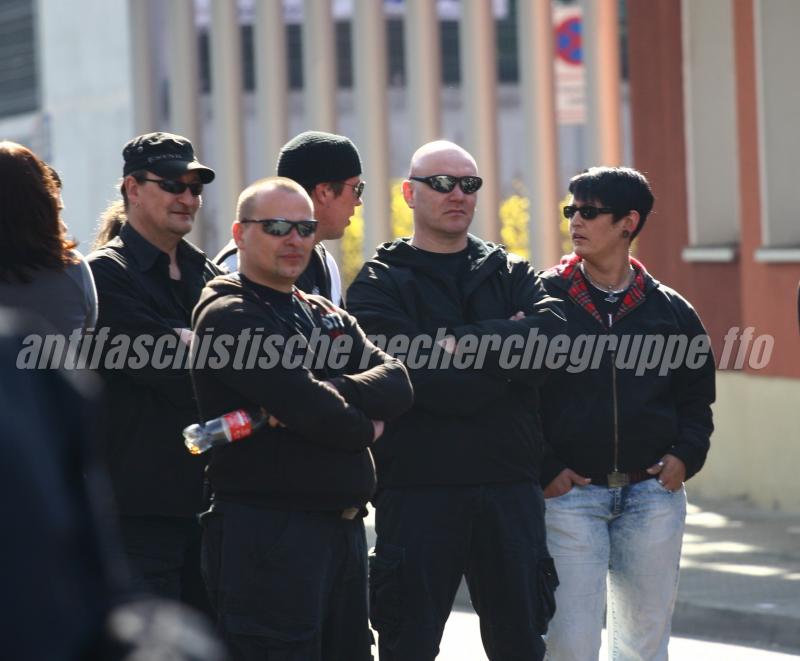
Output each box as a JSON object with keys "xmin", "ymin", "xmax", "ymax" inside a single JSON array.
[
  {"xmin": 409, "ymin": 174, "xmax": 483, "ymax": 195},
  {"xmin": 342, "ymin": 180, "xmax": 365, "ymax": 199},
  {"xmin": 240, "ymin": 218, "xmax": 318, "ymax": 237}
]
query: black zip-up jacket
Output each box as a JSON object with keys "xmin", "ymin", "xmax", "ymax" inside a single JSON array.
[
  {"xmin": 88, "ymin": 223, "xmax": 222, "ymax": 516},
  {"xmin": 190, "ymin": 274, "xmax": 413, "ymax": 512},
  {"xmin": 346, "ymin": 236, "xmax": 566, "ymax": 488},
  {"xmin": 538, "ymin": 254, "xmax": 715, "ymax": 486}
]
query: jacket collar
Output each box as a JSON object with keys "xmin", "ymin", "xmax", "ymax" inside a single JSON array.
[
  {"xmin": 119, "ymin": 221, "xmax": 207, "ymax": 275},
  {"xmin": 544, "ymin": 252, "xmax": 656, "ymax": 327},
  {"xmin": 375, "ymin": 234, "xmax": 504, "ymax": 271}
]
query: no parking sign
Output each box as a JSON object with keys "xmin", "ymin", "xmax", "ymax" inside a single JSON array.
[
  {"xmin": 556, "ymin": 15, "xmax": 582, "ymax": 65},
  {"xmin": 553, "ymin": 6, "xmax": 585, "ymax": 124}
]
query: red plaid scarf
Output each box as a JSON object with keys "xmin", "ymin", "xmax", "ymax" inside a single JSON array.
[{"xmin": 548, "ymin": 253, "xmax": 648, "ymax": 329}]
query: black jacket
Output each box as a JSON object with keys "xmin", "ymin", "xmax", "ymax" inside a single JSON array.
[
  {"xmin": 190, "ymin": 274, "xmax": 413, "ymax": 512},
  {"xmin": 346, "ymin": 236, "xmax": 566, "ymax": 488},
  {"xmin": 538, "ymin": 254, "xmax": 715, "ymax": 485},
  {"xmin": 88, "ymin": 223, "xmax": 222, "ymax": 517}
]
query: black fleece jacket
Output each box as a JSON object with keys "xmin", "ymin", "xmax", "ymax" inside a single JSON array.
[
  {"xmin": 538, "ymin": 254, "xmax": 715, "ymax": 486},
  {"xmin": 190, "ymin": 274, "xmax": 413, "ymax": 512},
  {"xmin": 346, "ymin": 236, "xmax": 566, "ymax": 488}
]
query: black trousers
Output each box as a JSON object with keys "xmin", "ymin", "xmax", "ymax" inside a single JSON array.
[
  {"xmin": 118, "ymin": 515, "xmax": 213, "ymax": 618},
  {"xmin": 201, "ymin": 501, "xmax": 372, "ymax": 661},
  {"xmin": 370, "ymin": 482, "xmax": 557, "ymax": 661}
]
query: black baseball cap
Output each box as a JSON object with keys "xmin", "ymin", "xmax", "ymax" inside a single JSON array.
[{"xmin": 122, "ymin": 132, "xmax": 215, "ymax": 183}]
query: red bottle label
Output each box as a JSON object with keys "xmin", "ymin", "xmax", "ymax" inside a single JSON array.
[{"xmin": 224, "ymin": 410, "xmax": 252, "ymax": 441}]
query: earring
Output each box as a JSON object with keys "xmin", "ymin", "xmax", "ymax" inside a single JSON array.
[{"xmin": 622, "ymin": 230, "xmax": 630, "ymax": 238}]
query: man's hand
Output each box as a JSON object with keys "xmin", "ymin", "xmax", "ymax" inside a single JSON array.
[
  {"xmin": 175, "ymin": 328, "xmax": 194, "ymax": 346},
  {"xmin": 646, "ymin": 453, "xmax": 686, "ymax": 492},
  {"xmin": 437, "ymin": 335, "xmax": 457, "ymax": 354},
  {"xmin": 438, "ymin": 311, "xmax": 524, "ymax": 354},
  {"xmin": 266, "ymin": 415, "xmax": 285, "ymax": 428},
  {"xmin": 371, "ymin": 420, "xmax": 385, "ymax": 442},
  {"xmin": 543, "ymin": 468, "xmax": 591, "ymax": 498}
]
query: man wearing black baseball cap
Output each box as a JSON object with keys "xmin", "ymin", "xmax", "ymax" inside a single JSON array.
[
  {"xmin": 88, "ymin": 132, "xmax": 222, "ymax": 615},
  {"xmin": 215, "ymin": 130, "xmax": 364, "ymax": 306}
]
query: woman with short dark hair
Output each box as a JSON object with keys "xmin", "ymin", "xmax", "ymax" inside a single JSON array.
[
  {"xmin": 539, "ymin": 166, "xmax": 715, "ymax": 660},
  {"xmin": 0, "ymin": 141, "xmax": 97, "ymax": 335}
]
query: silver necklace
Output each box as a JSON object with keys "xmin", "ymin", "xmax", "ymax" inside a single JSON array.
[{"xmin": 580, "ymin": 263, "xmax": 634, "ymax": 304}]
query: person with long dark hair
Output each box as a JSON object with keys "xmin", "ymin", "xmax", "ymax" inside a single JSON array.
[
  {"xmin": 539, "ymin": 167, "xmax": 715, "ymax": 660},
  {"xmin": 0, "ymin": 141, "xmax": 97, "ymax": 334}
]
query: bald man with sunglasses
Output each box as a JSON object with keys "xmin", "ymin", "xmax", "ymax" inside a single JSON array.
[
  {"xmin": 347, "ymin": 141, "xmax": 566, "ymax": 661},
  {"xmin": 191, "ymin": 177, "xmax": 412, "ymax": 660},
  {"xmin": 88, "ymin": 132, "xmax": 222, "ymax": 614}
]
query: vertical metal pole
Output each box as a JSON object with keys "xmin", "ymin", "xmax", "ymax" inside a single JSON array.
[
  {"xmin": 254, "ymin": 0, "xmax": 289, "ymax": 174},
  {"xmin": 209, "ymin": 0, "xmax": 246, "ymax": 248},
  {"xmin": 518, "ymin": 0, "xmax": 562, "ymax": 267},
  {"xmin": 404, "ymin": 0, "xmax": 442, "ymax": 149},
  {"xmin": 302, "ymin": 0, "xmax": 336, "ymax": 132},
  {"xmin": 460, "ymin": 0, "xmax": 501, "ymax": 242},
  {"xmin": 353, "ymin": 0, "xmax": 392, "ymax": 257},
  {"xmin": 582, "ymin": 0, "xmax": 623, "ymax": 165}
]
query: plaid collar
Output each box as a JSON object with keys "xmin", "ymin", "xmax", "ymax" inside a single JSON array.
[{"xmin": 555, "ymin": 253, "xmax": 648, "ymax": 328}]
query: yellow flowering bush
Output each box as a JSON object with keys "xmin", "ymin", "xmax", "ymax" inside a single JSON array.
[{"xmin": 499, "ymin": 193, "xmax": 530, "ymax": 259}]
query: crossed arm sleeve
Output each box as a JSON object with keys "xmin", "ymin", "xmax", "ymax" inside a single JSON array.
[
  {"xmin": 327, "ymin": 310, "xmax": 414, "ymax": 421},
  {"xmin": 347, "ymin": 270, "xmax": 515, "ymax": 418},
  {"xmin": 194, "ymin": 297, "xmax": 378, "ymax": 453},
  {"xmin": 447, "ymin": 265, "xmax": 566, "ymax": 386}
]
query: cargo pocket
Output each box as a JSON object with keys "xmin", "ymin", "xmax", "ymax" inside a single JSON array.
[
  {"xmin": 368, "ymin": 543, "xmax": 404, "ymax": 635},
  {"xmin": 534, "ymin": 556, "xmax": 559, "ymax": 634}
]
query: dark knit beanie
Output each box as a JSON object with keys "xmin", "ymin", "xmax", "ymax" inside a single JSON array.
[{"xmin": 276, "ymin": 131, "xmax": 362, "ymax": 190}]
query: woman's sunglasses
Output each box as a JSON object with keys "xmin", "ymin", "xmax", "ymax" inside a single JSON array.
[
  {"xmin": 409, "ymin": 174, "xmax": 483, "ymax": 194},
  {"xmin": 562, "ymin": 205, "xmax": 616, "ymax": 220},
  {"xmin": 240, "ymin": 218, "xmax": 318, "ymax": 237}
]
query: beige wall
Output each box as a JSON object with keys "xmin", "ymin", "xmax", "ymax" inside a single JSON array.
[{"xmin": 688, "ymin": 371, "xmax": 800, "ymax": 512}]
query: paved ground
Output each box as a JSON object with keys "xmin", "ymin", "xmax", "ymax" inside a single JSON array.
[
  {"xmin": 365, "ymin": 493, "xmax": 800, "ymax": 655},
  {"xmin": 438, "ymin": 608, "xmax": 800, "ymax": 660}
]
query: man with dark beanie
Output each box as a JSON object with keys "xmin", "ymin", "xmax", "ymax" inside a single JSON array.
[{"xmin": 215, "ymin": 130, "xmax": 364, "ymax": 305}]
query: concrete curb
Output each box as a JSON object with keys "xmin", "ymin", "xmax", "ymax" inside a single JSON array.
[{"xmin": 671, "ymin": 602, "xmax": 800, "ymax": 653}]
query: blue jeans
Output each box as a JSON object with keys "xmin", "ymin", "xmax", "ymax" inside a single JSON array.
[
  {"xmin": 371, "ymin": 483, "xmax": 556, "ymax": 661},
  {"xmin": 544, "ymin": 479, "xmax": 686, "ymax": 661}
]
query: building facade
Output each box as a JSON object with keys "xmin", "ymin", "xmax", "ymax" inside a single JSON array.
[{"xmin": 628, "ymin": 0, "xmax": 800, "ymax": 510}]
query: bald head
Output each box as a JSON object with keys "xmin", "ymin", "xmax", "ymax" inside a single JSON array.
[
  {"xmin": 409, "ymin": 140, "xmax": 477, "ymax": 177},
  {"xmin": 403, "ymin": 141, "xmax": 480, "ymax": 253},
  {"xmin": 236, "ymin": 176, "xmax": 311, "ymax": 223}
]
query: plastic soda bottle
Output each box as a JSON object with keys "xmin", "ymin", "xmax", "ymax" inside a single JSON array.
[{"xmin": 183, "ymin": 408, "xmax": 267, "ymax": 455}]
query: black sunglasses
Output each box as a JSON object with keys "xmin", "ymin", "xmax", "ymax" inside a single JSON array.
[
  {"xmin": 341, "ymin": 180, "xmax": 365, "ymax": 199},
  {"xmin": 409, "ymin": 174, "xmax": 483, "ymax": 195},
  {"xmin": 240, "ymin": 218, "xmax": 318, "ymax": 238},
  {"xmin": 137, "ymin": 177, "xmax": 204, "ymax": 196},
  {"xmin": 563, "ymin": 204, "xmax": 616, "ymax": 220}
]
